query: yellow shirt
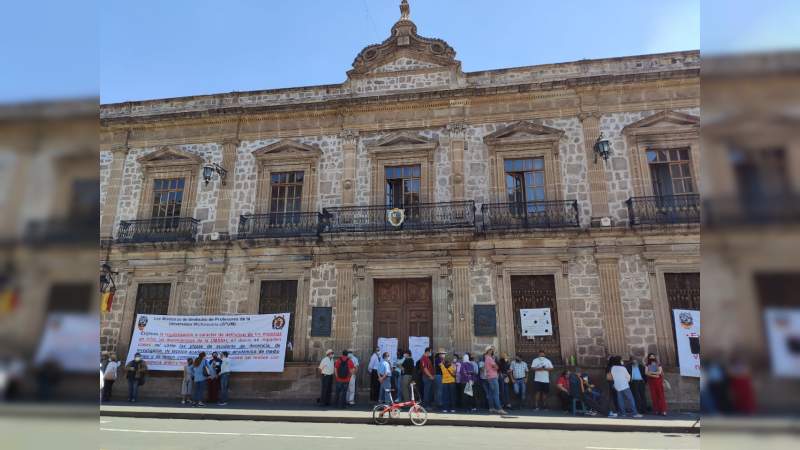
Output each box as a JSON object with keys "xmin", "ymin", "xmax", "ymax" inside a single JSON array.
[{"xmin": 440, "ymin": 363, "xmax": 456, "ymax": 384}]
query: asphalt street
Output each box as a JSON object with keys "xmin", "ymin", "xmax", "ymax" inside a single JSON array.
[{"xmin": 99, "ymin": 416, "xmax": 700, "ymax": 450}]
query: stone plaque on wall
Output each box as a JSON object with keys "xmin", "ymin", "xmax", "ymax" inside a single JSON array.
[
  {"xmin": 473, "ymin": 305, "xmax": 497, "ymax": 336},
  {"xmin": 311, "ymin": 307, "xmax": 332, "ymax": 337}
]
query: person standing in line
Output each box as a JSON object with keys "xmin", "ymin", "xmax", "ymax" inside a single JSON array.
[
  {"xmin": 605, "ymin": 358, "xmax": 619, "ymax": 417},
  {"xmin": 190, "ymin": 352, "xmax": 210, "ymax": 407},
  {"xmin": 610, "ymin": 355, "xmax": 643, "ymax": 418},
  {"xmin": 377, "ymin": 352, "xmax": 393, "ymax": 404},
  {"xmin": 498, "ymin": 352, "xmax": 512, "ymax": 410},
  {"xmin": 401, "ymin": 350, "xmax": 415, "ymax": 402},
  {"xmin": 530, "ymin": 350, "xmax": 554, "ymax": 411},
  {"xmin": 101, "ymin": 354, "xmax": 120, "ymax": 403},
  {"xmin": 317, "ymin": 349, "xmax": 335, "ymax": 407},
  {"xmin": 453, "ymin": 354, "xmax": 463, "ymax": 410},
  {"xmin": 125, "ymin": 352, "xmax": 147, "ymax": 403},
  {"xmin": 419, "ymin": 347, "xmax": 435, "ymax": 407},
  {"xmin": 439, "ymin": 356, "xmax": 457, "ymax": 413},
  {"xmin": 206, "ymin": 352, "xmax": 221, "ymax": 404},
  {"xmin": 459, "ymin": 353, "xmax": 478, "ymax": 412},
  {"xmin": 346, "ymin": 350, "xmax": 359, "ymax": 406},
  {"xmin": 367, "ymin": 347, "xmax": 380, "ymax": 402},
  {"xmin": 510, "ymin": 354, "xmax": 529, "ymax": 409},
  {"xmin": 626, "ymin": 355, "xmax": 649, "ymax": 413},
  {"xmin": 644, "ymin": 353, "xmax": 668, "ymax": 415},
  {"xmin": 433, "ymin": 349, "xmax": 445, "ymax": 410},
  {"xmin": 334, "ymin": 350, "xmax": 356, "ymax": 409},
  {"xmin": 393, "ymin": 349, "xmax": 404, "ymax": 402},
  {"xmin": 484, "ymin": 346, "xmax": 506, "ymax": 415},
  {"xmin": 218, "ymin": 351, "xmax": 231, "ymax": 406},
  {"xmin": 180, "ymin": 357, "xmax": 193, "ymax": 405}
]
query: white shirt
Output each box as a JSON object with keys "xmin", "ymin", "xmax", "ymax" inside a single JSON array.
[
  {"xmin": 103, "ymin": 361, "xmax": 120, "ymax": 380},
  {"xmin": 318, "ymin": 356, "xmax": 335, "ymax": 375},
  {"xmin": 367, "ymin": 352, "xmax": 380, "ymax": 372},
  {"xmin": 611, "ymin": 365, "xmax": 631, "ymax": 391},
  {"xmin": 531, "ymin": 357, "xmax": 553, "ymax": 383},
  {"xmin": 220, "ymin": 358, "xmax": 231, "ymax": 374},
  {"xmin": 379, "ymin": 360, "xmax": 391, "ymax": 377},
  {"xmin": 349, "ymin": 355, "xmax": 359, "ymax": 369}
]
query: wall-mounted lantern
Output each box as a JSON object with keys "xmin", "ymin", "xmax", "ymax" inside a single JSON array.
[
  {"xmin": 593, "ymin": 133, "xmax": 612, "ymax": 163},
  {"xmin": 202, "ymin": 163, "xmax": 228, "ymax": 186}
]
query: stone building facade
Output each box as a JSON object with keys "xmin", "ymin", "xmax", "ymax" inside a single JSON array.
[{"xmin": 100, "ymin": 4, "xmax": 700, "ymax": 408}]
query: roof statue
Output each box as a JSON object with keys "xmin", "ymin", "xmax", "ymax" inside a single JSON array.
[{"xmin": 400, "ymin": 0, "xmax": 410, "ymax": 21}]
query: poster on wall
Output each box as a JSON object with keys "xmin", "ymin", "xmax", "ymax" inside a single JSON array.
[
  {"xmin": 520, "ymin": 308, "xmax": 553, "ymax": 337},
  {"xmin": 377, "ymin": 337, "xmax": 398, "ymax": 361},
  {"xmin": 408, "ymin": 336, "xmax": 430, "ymax": 363},
  {"xmin": 34, "ymin": 313, "xmax": 99, "ymax": 373},
  {"xmin": 673, "ymin": 309, "xmax": 700, "ymax": 378},
  {"xmin": 125, "ymin": 313, "xmax": 291, "ymax": 372},
  {"xmin": 763, "ymin": 308, "xmax": 800, "ymax": 378}
]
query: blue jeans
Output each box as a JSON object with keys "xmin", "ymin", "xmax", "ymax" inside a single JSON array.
[
  {"xmin": 127, "ymin": 378, "xmax": 139, "ymax": 401},
  {"xmin": 513, "ymin": 379, "xmax": 527, "ymax": 403},
  {"xmin": 378, "ymin": 378, "xmax": 392, "ymax": 403},
  {"xmin": 422, "ymin": 376, "xmax": 434, "ymax": 406},
  {"xmin": 219, "ymin": 373, "xmax": 230, "ymax": 403},
  {"xmin": 434, "ymin": 374, "xmax": 443, "ymax": 407},
  {"xmin": 192, "ymin": 380, "xmax": 207, "ymax": 403},
  {"xmin": 486, "ymin": 378, "xmax": 502, "ymax": 410},
  {"xmin": 441, "ymin": 383, "xmax": 455, "ymax": 410},
  {"xmin": 616, "ymin": 388, "xmax": 638, "ymax": 415},
  {"xmin": 335, "ymin": 381, "xmax": 349, "ymax": 408},
  {"xmin": 394, "ymin": 373, "xmax": 403, "ymax": 402}
]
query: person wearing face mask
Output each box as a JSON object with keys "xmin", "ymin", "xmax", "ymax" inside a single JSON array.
[
  {"xmin": 644, "ymin": 353, "xmax": 667, "ymax": 415},
  {"xmin": 401, "ymin": 350, "xmax": 415, "ymax": 402},
  {"xmin": 317, "ymin": 349, "xmax": 335, "ymax": 407},
  {"xmin": 625, "ymin": 355, "xmax": 649, "ymax": 414},
  {"xmin": 101, "ymin": 354, "xmax": 120, "ymax": 403},
  {"xmin": 510, "ymin": 354, "xmax": 529, "ymax": 409},
  {"xmin": 125, "ymin": 353, "xmax": 147, "ymax": 403},
  {"xmin": 218, "ymin": 351, "xmax": 231, "ymax": 406},
  {"xmin": 206, "ymin": 352, "xmax": 221, "ymax": 404},
  {"xmin": 346, "ymin": 351, "xmax": 359, "ymax": 406},
  {"xmin": 377, "ymin": 352, "xmax": 393, "ymax": 404}
]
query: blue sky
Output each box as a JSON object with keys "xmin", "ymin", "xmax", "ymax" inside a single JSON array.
[{"xmin": 2, "ymin": 1, "xmax": 800, "ymax": 104}]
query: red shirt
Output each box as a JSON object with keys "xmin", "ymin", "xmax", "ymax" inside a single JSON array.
[
  {"xmin": 556, "ymin": 375, "xmax": 569, "ymax": 391},
  {"xmin": 334, "ymin": 356, "xmax": 355, "ymax": 383},
  {"xmin": 419, "ymin": 356, "xmax": 433, "ymax": 378}
]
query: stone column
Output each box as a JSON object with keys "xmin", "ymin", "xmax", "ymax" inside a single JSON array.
[
  {"xmin": 495, "ymin": 262, "xmax": 515, "ymax": 354},
  {"xmin": 333, "ymin": 264, "xmax": 354, "ymax": 351},
  {"xmin": 168, "ymin": 268, "xmax": 186, "ymax": 315},
  {"xmin": 579, "ymin": 112, "xmax": 611, "ymax": 221},
  {"xmin": 340, "ymin": 129, "xmax": 358, "ymax": 206},
  {"xmin": 353, "ymin": 266, "xmax": 372, "ymax": 381},
  {"xmin": 555, "ymin": 258, "xmax": 577, "ymax": 363},
  {"xmin": 203, "ymin": 267, "xmax": 224, "ymax": 314},
  {"xmin": 100, "ymin": 139, "xmax": 130, "ymax": 238},
  {"xmin": 434, "ymin": 263, "xmax": 453, "ymax": 350},
  {"xmin": 213, "ymin": 137, "xmax": 239, "ymax": 236},
  {"xmin": 293, "ymin": 269, "xmax": 312, "ymax": 361},
  {"xmin": 596, "ymin": 255, "xmax": 627, "ymax": 356},
  {"xmin": 451, "ymin": 262, "xmax": 471, "ymax": 352},
  {"xmin": 446, "ymin": 122, "xmax": 467, "ymax": 201}
]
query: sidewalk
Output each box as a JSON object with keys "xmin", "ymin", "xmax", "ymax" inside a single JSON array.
[{"xmin": 100, "ymin": 400, "xmax": 701, "ymax": 433}]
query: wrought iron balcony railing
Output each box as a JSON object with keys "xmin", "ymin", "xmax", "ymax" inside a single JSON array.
[
  {"xmin": 238, "ymin": 211, "xmax": 323, "ymax": 239},
  {"xmin": 116, "ymin": 217, "xmax": 199, "ymax": 243},
  {"xmin": 322, "ymin": 201, "xmax": 476, "ymax": 233},
  {"xmin": 481, "ymin": 200, "xmax": 580, "ymax": 231},
  {"xmin": 704, "ymin": 193, "xmax": 800, "ymax": 227},
  {"xmin": 626, "ymin": 194, "xmax": 700, "ymax": 226},
  {"xmin": 24, "ymin": 215, "xmax": 99, "ymax": 244}
]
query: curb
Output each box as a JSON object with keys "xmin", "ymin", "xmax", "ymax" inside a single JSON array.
[{"xmin": 100, "ymin": 409, "xmax": 701, "ymax": 433}]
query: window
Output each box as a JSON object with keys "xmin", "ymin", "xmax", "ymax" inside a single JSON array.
[
  {"xmin": 259, "ymin": 280, "xmax": 298, "ymax": 361},
  {"xmin": 729, "ymin": 147, "xmax": 789, "ymax": 202},
  {"xmin": 70, "ymin": 179, "xmax": 100, "ymax": 222},
  {"xmin": 646, "ymin": 148, "xmax": 694, "ymax": 196},
  {"xmin": 150, "ymin": 178, "xmax": 185, "ymax": 227},
  {"xmin": 46, "ymin": 283, "xmax": 92, "ymax": 313},
  {"xmin": 504, "ymin": 158, "xmax": 545, "ymax": 203},
  {"xmin": 270, "ymin": 171, "xmax": 304, "ymax": 213},
  {"xmin": 385, "ymin": 165, "xmax": 421, "ymax": 208}
]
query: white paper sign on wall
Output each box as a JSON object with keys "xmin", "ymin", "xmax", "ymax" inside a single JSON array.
[
  {"xmin": 673, "ymin": 309, "xmax": 700, "ymax": 378},
  {"xmin": 520, "ymin": 308, "xmax": 552, "ymax": 336}
]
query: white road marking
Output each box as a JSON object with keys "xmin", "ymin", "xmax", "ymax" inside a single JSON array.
[
  {"xmin": 586, "ymin": 447, "xmax": 699, "ymax": 450},
  {"xmin": 100, "ymin": 428, "xmax": 353, "ymax": 440}
]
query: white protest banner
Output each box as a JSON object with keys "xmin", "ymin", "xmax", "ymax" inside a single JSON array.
[
  {"xmin": 673, "ymin": 309, "xmax": 700, "ymax": 378},
  {"xmin": 764, "ymin": 308, "xmax": 800, "ymax": 378},
  {"xmin": 377, "ymin": 337, "xmax": 398, "ymax": 361},
  {"xmin": 520, "ymin": 308, "xmax": 553, "ymax": 336},
  {"xmin": 34, "ymin": 313, "xmax": 99, "ymax": 372},
  {"xmin": 126, "ymin": 313, "xmax": 291, "ymax": 372},
  {"xmin": 408, "ymin": 336, "xmax": 430, "ymax": 363}
]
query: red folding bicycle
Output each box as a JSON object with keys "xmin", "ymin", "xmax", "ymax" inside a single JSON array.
[{"xmin": 371, "ymin": 381, "xmax": 428, "ymax": 426}]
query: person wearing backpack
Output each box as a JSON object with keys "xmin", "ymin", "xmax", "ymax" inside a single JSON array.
[{"xmin": 333, "ymin": 350, "xmax": 355, "ymax": 409}]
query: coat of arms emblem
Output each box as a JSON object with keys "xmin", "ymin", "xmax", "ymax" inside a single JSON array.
[{"xmin": 386, "ymin": 208, "xmax": 405, "ymax": 227}]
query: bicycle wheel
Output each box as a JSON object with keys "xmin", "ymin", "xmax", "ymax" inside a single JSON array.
[
  {"xmin": 408, "ymin": 404, "xmax": 428, "ymax": 426},
  {"xmin": 372, "ymin": 404, "xmax": 390, "ymax": 425}
]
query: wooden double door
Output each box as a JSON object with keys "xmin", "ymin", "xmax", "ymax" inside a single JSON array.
[
  {"xmin": 373, "ymin": 278, "xmax": 433, "ymax": 353},
  {"xmin": 511, "ymin": 275, "xmax": 563, "ymax": 364}
]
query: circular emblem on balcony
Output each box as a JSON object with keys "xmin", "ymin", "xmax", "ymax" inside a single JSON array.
[{"xmin": 387, "ymin": 208, "xmax": 405, "ymax": 227}]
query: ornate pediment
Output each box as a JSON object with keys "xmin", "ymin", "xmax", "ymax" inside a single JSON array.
[
  {"xmin": 623, "ymin": 110, "xmax": 699, "ymax": 135},
  {"xmin": 375, "ymin": 131, "xmax": 433, "ymax": 147},
  {"xmin": 368, "ymin": 130, "xmax": 437, "ymax": 157},
  {"xmin": 483, "ymin": 121, "xmax": 564, "ymax": 145},
  {"xmin": 348, "ymin": 1, "xmax": 459, "ymax": 78},
  {"xmin": 137, "ymin": 146, "xmax": 203, "ymax": 168},
  {"xmin": 252, "ymin": 139, "xmax": 322, "ymax": 160}
]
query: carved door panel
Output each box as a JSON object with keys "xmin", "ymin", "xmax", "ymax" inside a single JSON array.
[
  {"xmin": 511, "ymin": 275, "xmax": 562, "ymax": 365},
  {"xmin": 374, "ymin": 278, "xmax": 433, "ymax": 354}
]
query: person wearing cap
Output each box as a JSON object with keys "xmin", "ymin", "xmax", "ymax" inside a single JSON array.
[
  {"xmin": 346, "ymin": 350, "xmax": 359, "ymax": 405},
  {"xmin": 318, "ymin": 349, "xmax": 335, "ymax": 407}
]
